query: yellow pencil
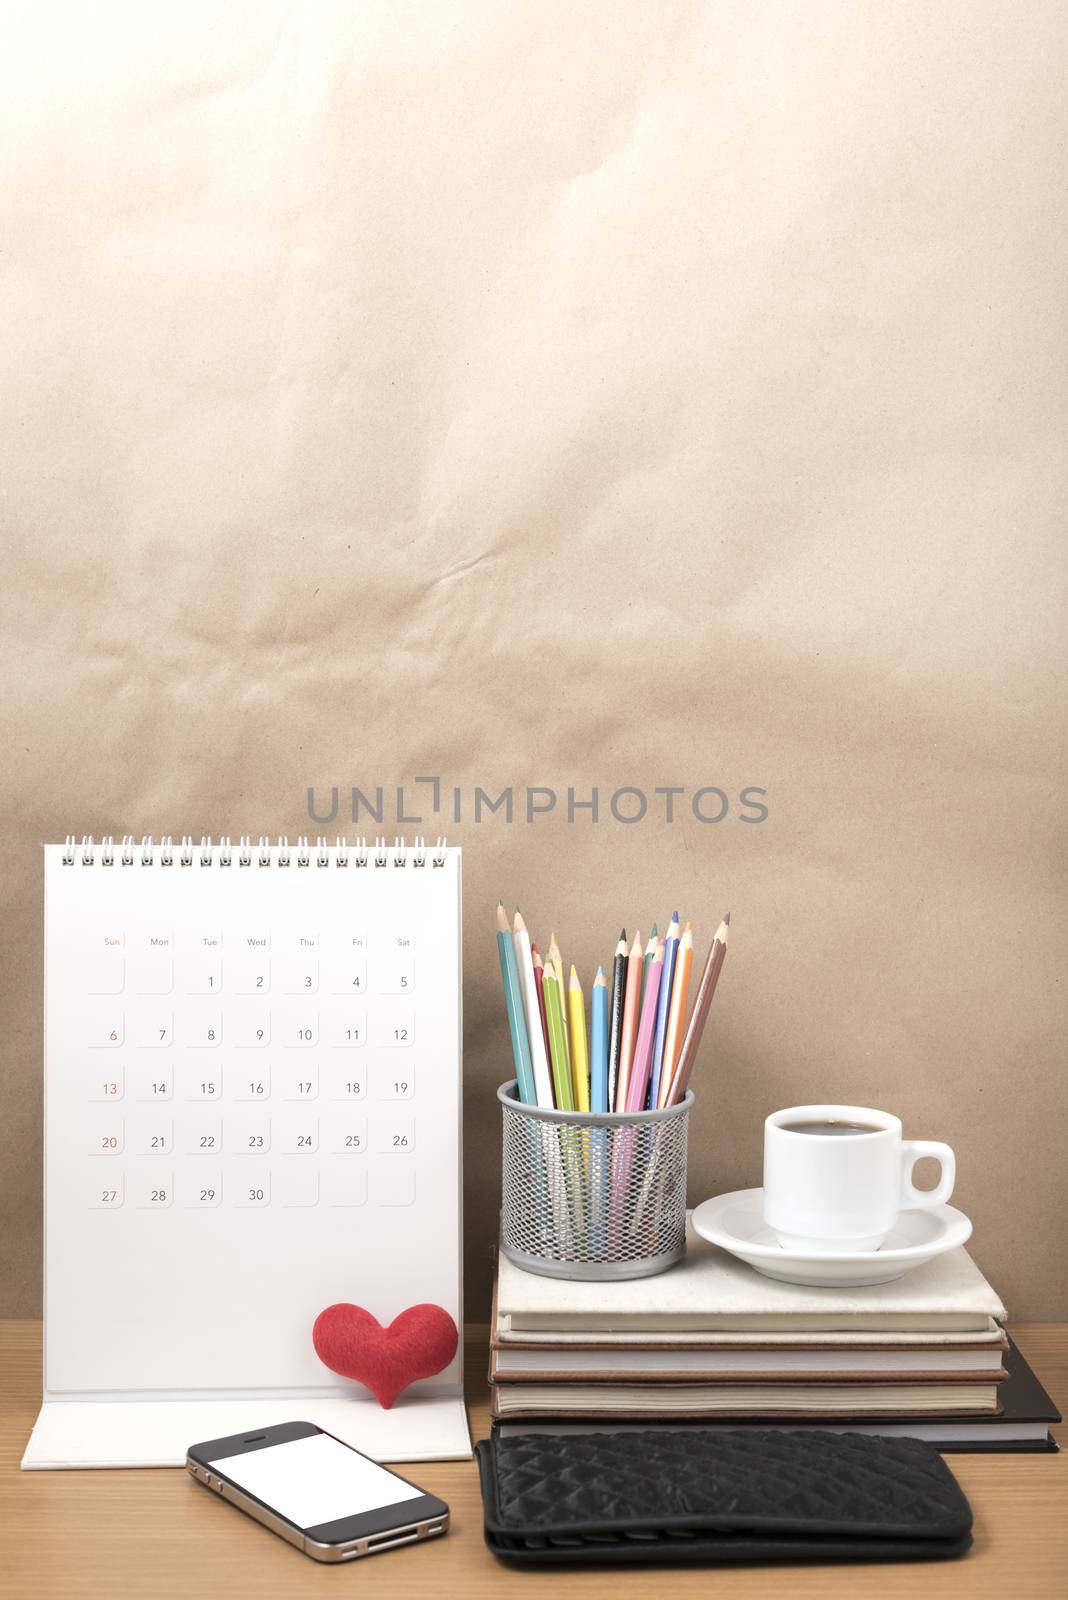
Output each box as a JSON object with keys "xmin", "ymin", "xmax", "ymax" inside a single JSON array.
[
  {"xmin": 567, "ymin": 965, "xmax": 590, "ymax": 1111},
  {"xmin": 542, "ymin": 967, "xmax": 574, "ymax": 1111},
  {"xmin": 658, "ymin": 922, "xmax": 694, "ymax": 1107}
]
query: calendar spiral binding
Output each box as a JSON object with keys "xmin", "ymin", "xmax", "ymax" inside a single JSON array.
[{"xmin": 62, "ymin": 835, "xmax": 450, "ymax": 868}]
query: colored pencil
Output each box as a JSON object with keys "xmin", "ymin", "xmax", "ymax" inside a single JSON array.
[
  {"xmin": 625, "ymin": 944, "xmax": 664, "ymax": 1111},
  {"xmin": 496, "ymin": 904, "xmax": 537, "ymax": 1105},
  {"xmin": 590, "ymin": 966, "xmax": 609, "ymax": 1112},
  {"xmin": 531, "ymin": 944, "xmax": 552, "ymax": 1065},
  {"xmin": 666, "ymin": 914, "xmax": 729, "ymax": 1106},
  {"xmin": 512, "ymin": 911, "xmax": 554, "ymax": 1107},
  {"xmin": 613, "ymin": 933, "xmax": 644, "ymax": 1112},
  {"xmin": 542, "ymin": 967, "xmax": 574, "ymax": 1111},
  {"xmin": 606, "ymin": 930, "xmax": 627, "ymax": 1110},
  {"xmin": 647, "ymin": 912, "xmax": 680, "ymax": 1109},
  {"xmin": 567, "ymin": 965, "xmax": 590, "ymax": 1112},
  {"xmin": 658, "ymin": 922, "xmax": 693, "ymax": 1107},
  {"xmin": 640, "ymin": 924, "xmax": 659, "ymax": 1008},
  {"xmin": 548, "ymin": 931, "xmax": 572, "ymax": 1079}
]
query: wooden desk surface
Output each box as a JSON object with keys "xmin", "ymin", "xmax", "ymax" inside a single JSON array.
[{"xmin": 1, "ymin": 1322, "xmax": 1065, "ymax": 1599}]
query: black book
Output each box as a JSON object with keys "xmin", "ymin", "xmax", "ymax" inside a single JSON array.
[{"xmin": 493, "ymin": 1336, "xmax": 1060, "ymax": 1453}]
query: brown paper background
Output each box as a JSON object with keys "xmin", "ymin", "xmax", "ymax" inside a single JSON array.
[{"xmin": 2, "ymin": 2, "xmax": 1066, "ymax": 1320}]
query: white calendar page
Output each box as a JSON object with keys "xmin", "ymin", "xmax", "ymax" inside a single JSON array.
[{"xmin": 24, "ymin": 840, "xmax": 468, "ymax": 1468}]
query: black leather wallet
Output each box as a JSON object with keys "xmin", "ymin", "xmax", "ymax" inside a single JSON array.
[{"xmin": 476, "ymin": 1428, "xmax": 973, "ymax": 1564}]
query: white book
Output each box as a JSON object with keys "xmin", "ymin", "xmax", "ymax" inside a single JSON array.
[
  {"xmin": 497, "ymin": 1218, "xmax": 1006, "ymax": 1335},
  {"xmin": 492, "ymin": 1345, "xmax": 1006, "ymax": 1376},
  {"xmin": 493, "ymin": 1320, "xmax": 1006, "ymax": 1347}
]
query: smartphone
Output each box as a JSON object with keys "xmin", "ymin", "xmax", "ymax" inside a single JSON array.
[{"xmin": 186, "ymin": 1421, "xmax": 449, "ymax": 1563}]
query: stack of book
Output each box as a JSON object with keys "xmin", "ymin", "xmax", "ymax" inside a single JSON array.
[{"xmin": 490, "ymin": 1220, "xmax": 1060, "ymax": 1450}]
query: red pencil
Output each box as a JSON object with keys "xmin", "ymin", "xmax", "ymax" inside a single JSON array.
[
  {"xmin": 666, "ymin": 915, "xmax": 729, "ymax": 1106},
  {"xmin": 531, "ymin": 944, "xmax": 552, "ymax": 1064}
]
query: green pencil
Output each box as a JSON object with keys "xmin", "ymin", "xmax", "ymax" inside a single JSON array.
[
  {"xmin": 640, "ymin": 923, "xmax": 659, "ymax": 1010},
  {"xmin": 542, "ymin": 967, "xmax": 575, "ymax": 1111}
]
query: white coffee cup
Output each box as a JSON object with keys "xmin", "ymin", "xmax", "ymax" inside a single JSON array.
[{"xmin": 762, "ymin": 1104, "xmax": 955, "ymax": 1253}]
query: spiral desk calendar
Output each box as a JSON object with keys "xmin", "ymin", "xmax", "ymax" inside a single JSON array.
[{"xmin": 23, "ymin": 837, "xmax": 468, "ymax": 1469}]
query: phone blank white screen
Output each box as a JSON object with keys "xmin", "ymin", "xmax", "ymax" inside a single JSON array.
[{"xmin": 210, "ymin": 1432, "xmax": 424, "ymax": 1530}]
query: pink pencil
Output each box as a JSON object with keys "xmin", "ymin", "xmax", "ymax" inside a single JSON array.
[{"xmin": 625, "ymin": 947, "xmax": 663, "ymax": 1111}]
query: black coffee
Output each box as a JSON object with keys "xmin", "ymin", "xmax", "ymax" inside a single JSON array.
[{"xmin": 781, "ymin": 1119, "xmax": 883, "ymax": 1136}]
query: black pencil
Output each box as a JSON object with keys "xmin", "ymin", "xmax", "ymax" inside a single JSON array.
[{"xmin": 606, "ymin": 928, "xmax": 628, "ymax": 1111}]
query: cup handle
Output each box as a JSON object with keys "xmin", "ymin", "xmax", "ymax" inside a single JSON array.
[{"xmin": 900, "ymin": 1141, "xmax": 955, "ymax": 1209}]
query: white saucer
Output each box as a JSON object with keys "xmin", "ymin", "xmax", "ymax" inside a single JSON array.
[{"xmin": 691, "ymin": 1189, "xmax": 973, "ymax": 1288}]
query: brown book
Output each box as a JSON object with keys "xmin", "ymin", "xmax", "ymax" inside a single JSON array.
[{"xmin": 491, "ymin": 1341, "xmax": 1058, "ymax": 1452}]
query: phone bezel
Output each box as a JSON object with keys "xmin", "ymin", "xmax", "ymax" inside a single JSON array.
[{"xmin": 186, "ymin": 1420, "xmax": 449, "ymax": 1561}]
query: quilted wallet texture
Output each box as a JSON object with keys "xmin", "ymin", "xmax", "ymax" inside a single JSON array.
[{"xmin": 476, "ymin": 1428, "xmax": 973, "ymax": 1564}]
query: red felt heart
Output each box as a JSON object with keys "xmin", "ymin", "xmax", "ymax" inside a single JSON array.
[{"xmin": 312, "ymin": 1302, "xmax": 459, "ymax": 1409}]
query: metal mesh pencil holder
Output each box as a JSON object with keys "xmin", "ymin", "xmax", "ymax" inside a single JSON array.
[{"xmin": 498, "ymin": 1081, "xmax": 692, "ymax": 1281}]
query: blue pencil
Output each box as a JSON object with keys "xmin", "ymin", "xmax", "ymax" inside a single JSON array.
[
  {"xmin": 496, "ymin": 904, "xmax": 537, "ymax": 1105},
  {"xmin": 590, "ymin": 966, "xmax": 609, "ymax": 1113},
  {"xmin": 648, "ymin": 912, "xmax": 680, "ymax": 1109}
]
